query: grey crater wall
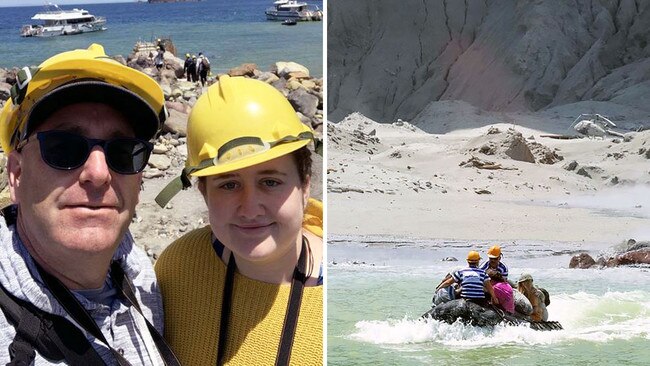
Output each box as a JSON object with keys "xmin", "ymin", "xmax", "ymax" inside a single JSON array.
[{"xmin": 328, "ymin": 0, "xmax": 650, "ymax": 123}]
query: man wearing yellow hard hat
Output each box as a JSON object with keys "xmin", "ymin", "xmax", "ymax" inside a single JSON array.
[
  {"xmin": 480, "ymin": 244, "xmax": 509, "ymax": 280},
  {"xmin": 436, "ymin": 250, "xmax": 498, "ymax": 307},
  {"xmin": 183, "ymin": 52, "xmax": 193, "ymax": 82},
  {"xmin": 155, "ymin": 75, "xmax": 323, "ymax": 365},
  {"xmin": 0, "ymin": 44, "xmax": 179, "ymax": 365}
]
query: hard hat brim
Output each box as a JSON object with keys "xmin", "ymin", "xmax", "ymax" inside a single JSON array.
[
  {"xmin": 189, "ymin": 139, "xmax": 310, "ymax": 177},
  {"xmin": 487, "ymin": 254, "xmax": 499, "ymax": 259},
  {"xmin": 26, "ymin": 81, "xmax": 160, "ymax": 141}
]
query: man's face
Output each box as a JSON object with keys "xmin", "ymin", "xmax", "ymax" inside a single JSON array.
[
  {"xmin": 489, "ymin": 257, "xmax": 500, "ymax": 267},
  {"xmin": 8, "ymin": 102, "xmax": 143, "ymax": 255}
]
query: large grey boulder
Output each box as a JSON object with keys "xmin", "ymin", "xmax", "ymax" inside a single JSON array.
[{"xmin": 288, "ymin": 88, "xmax": 319, "ymax": 118}]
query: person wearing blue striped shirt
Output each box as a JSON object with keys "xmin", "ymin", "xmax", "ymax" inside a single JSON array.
[
  {"xmin": 436, "ymin": 251, "xmax": 498, "ymax": 307},
  {"xmin": 480, "ymin": 245, "xmax": 508, "ymax": 280}
]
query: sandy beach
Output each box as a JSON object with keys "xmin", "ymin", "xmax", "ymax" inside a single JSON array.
[{"xmin": 328, "ymin": 107, "xmax": 650, "ymax": 245}]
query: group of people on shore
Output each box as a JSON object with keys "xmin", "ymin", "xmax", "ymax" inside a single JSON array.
[
  {"xmin": 0, "ymin": 43, "xmax": 322, "ymax": 365},
  {"xmin": 151, "ymin": 37, "xmax": 212, "ymax": 87},
  {"xmin": 183, "ymin": 52, "xmax": 211, "ymax": 86},
  {"xmin": 434, "ymin": 245, "xmax": 549, "ymax": 322}
]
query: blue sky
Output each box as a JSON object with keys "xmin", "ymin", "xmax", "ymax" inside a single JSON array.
[{"xmin": 0, "ymin": 0, "xmax": 134, "ymax": 7}]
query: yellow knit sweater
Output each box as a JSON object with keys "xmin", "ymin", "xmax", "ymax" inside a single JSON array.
[{"xmin": 155, "ymin": 203, "xmax": 323, "ymax": 366}]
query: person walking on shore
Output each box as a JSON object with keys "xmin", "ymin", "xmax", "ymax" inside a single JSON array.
[
  {"xmin": 154, "ymin": 75, "xmax": 323, "ymax": 365},
  {"xmin": 183, "ymin": 53, "xmax": 193, "ymax": 81},
  {"xmin": 196, "ymin": 52, "xmax": 210, "ymax": 87},
  {"xmin": 154, "ymin": 46, "xmax": 164, "ymax": 73},
  {"xmin": 0, "ymin": 43, "xmax": 179, "ymax": 365}
]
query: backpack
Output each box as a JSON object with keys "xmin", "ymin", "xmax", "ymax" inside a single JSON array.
[
  {"xmin": 0, "ymin": 282, "xmax": 107, "ymax": 365},
  {"xmin": 201, "ymin": 57, "xmax": 210, "ymax": 71},
  {"xmin": 539, "ymin": 287, "xmax": 550, "ymax": 306}
]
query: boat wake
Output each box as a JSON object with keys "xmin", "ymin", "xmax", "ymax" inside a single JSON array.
[{"xmin": 348, "ymin": 290, "xmax": 650, "ymax": 347}]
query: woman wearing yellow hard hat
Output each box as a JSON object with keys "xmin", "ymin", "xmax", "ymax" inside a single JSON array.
[{"xmin": 154, "ymin": 75, "xmax": 322, "ymax": 365}]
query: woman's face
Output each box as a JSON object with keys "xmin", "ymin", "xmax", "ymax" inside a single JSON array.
[{"xmin": 199, "ymin": 154, "xmax": 310, "ymax": 265}]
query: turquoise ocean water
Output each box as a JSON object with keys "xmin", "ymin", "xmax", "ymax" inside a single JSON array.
[
  {"xmin": 0, "ymin": 0, "xmax": 323, "ymax": 76},
  {"xmin": 329, "ymin": 236, "xmax": 650, "ymax": 365}
]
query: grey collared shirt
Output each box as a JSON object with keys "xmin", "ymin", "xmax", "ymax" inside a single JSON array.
[{"xmin": 0, "ymin": 212, "xmax": 165, "ymax": 365}]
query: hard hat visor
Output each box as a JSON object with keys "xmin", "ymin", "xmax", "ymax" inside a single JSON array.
[
  {"xmin": 1, "ymin": 44, "xmax": 166, "ymax": 152},
  {"xmin": 27, "ymin": 81, "xmax": 161, "ymax": 141},
  {"xmin": 190, "ymin": 132, "xmax": 312, "ymax": 178}
]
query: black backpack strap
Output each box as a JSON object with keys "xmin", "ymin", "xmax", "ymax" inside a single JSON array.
[
  {"xmin": 110, "ymin": 262, "xmax": 181, "ymax": 366},
  {"xmin": 0, "ymin": 282, "xmax": 106, "ymax": 365}
]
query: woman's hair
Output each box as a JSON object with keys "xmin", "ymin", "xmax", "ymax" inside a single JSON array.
[
  {"xmin": 291, "ymin": 146, "xmax": 312, "ymax": 186},
  {"xmin": 486, "ymin": 269, "xmax": 504, "ymax": 282},
  {"xmin": 517, "ymin": 281, "xmax": 538, "ymax": 306}
]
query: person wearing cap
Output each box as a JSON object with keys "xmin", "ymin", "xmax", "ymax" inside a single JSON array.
[
  {"xmin": 437, "ymin": 251, "xmax": 498, "ymax": 307},
  {"xmin": 154, "ymin": 75, "xmax": 322, "ymax": 365},
  {"xmin": 517, "ymin": 273, "xmax": 548, "ymax": 321},
  {"xmin": 480, "ymin": 245, "xmax": 509, "ymax": 280},
  {"xmin": 0, "ymin": 44, "xmax": 179, "ymax": 365}
]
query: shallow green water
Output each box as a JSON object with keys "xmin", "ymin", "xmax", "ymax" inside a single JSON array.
[{"xmin": 327, "ymin": 237, "xmax": 650, "ymax": 365}]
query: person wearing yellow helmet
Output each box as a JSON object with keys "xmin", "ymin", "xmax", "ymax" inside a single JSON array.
[
  {"xmin": 183, "ymin": 53, "xmax": 194, "ymax": 82},
  {"xmin": 480, "ymin": 244, "xmax": 509, "ymax": 280},
  {"xmin": 0, "ymin": 44, "xmax": 179, "ymax": 365},
  {"xmin": 154, "ymin": 75, "xmax": 322, "ymax": 365},
  {"xmin": 436, "ymin": 251, "xmax": 498, "ymax": 307}
]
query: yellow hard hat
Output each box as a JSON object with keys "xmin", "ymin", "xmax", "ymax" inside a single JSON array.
[
  {"xmin": 467, "ymin": 251, "xmax": 481, "ymax": 262},
  {"xmin": 192, "ymin": 55, "xmax": 196, "ymax": 59},
  {"xmin": 155, "ymin": 75, "xmax": 313, "ymax": 207},
  {"xmin": 487, "ymin": 245, "xmax": 502, "ymax": 258},
  {"xmin": 0, "ymin": 43, "xmax": 166, "ymax": 153},
  {"xmin": 185, "ymin": 53, "xmax": 190, "ymax": 58}
]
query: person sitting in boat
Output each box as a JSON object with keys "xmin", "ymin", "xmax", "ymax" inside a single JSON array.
[
  {"xmin": 480, "ymin": 245, "xmax": 509, "ymax": 280},
  {"xmin": 517, "ymin": 273, "xmax": 548, "ymax": 321},
  {"xmin": 436, "ymin": 251, "xmax": 498, "ymax": 307},
  {"xmin": 431, "ymin": 267, "xmax": 462, "ymax": 306},
  {"xmin": 486, "ymin": 269, "xmax": 514, "ymax": 314}
]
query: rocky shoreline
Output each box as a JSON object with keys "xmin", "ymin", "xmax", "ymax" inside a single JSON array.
[{"xmin": 0, "ymin": 46, "xmax": 323, "ymax": 259}]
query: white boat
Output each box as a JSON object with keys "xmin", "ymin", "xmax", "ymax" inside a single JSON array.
[
  {"xmin": 20, "ymin": 3, "xmax": 107, "ymax": 37},
  {"xmin": 265, "ymin": 0, "xmax": 322, "ymax": 21}
]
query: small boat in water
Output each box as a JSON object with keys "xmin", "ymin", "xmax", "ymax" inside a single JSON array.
[
  {"xmin": 421, "ymin": 299, "xmax": 563, "ymax": 331},
  {"xmin": 265, "ymin": 0, "xmax": 322, "ymax": 21},
  {"xmin": 20, "ymin": 3, "xmax": 107, "ymax": 37},
  {"xmin": 282, "ymin": 19, "xmax": 298, "ymax": 26}
]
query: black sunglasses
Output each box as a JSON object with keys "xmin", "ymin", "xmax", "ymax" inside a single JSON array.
[{"xmin": 19, "ymin": 130, "xmax": 153, "ymax": 175}]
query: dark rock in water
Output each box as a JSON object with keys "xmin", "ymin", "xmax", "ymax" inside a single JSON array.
[
  {"xmin": 570, "ymin": 241, "xmax": 650, "ymax": 268},
  {"xmin": 611, "ymin": 248, "xmax": 650, "ymax": 266},
  {"xmin": 569, "ymin": 252, "xmax": 596, "ymax": 269},
  {"xmin": 428, "ymin": 299, "xmax": 502, "ymax": 327},
  {"xmin": 442, "ymin": 257, "xmax": 458, "ymax": 262}
]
